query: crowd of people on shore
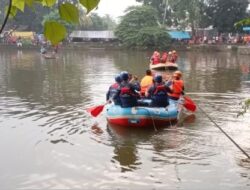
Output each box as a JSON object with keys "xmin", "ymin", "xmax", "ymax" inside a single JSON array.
[
  {"xmin": 106, "ymin": 69, "xmax": 184, "ymax": 108},
  {"xmin": 150, "ymin": 50, "xmax": 178, "ymax": 65}
]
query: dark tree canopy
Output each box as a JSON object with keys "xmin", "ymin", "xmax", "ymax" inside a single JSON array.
[
  {"xmin": 136, "ymin": 0, "xmax": 250, "ymax": 34},
  {"xmin": 2, "ymin": 2, "xmax": 115, "ymax": 32},
  {"xmin": 205, "ymin": 0, "xmax": 249, "ymax": 33},
  {"xmin": 0, "ymin": 0, "xmax": 102, "ymax": 44},
  {"xmin": 135, "ymin": 0, "xmax": 165, "ymax": 19},
  {"xmin": 8, "ymin": 5, "xmax": 48, "ymax": 32},
  {"xmin": 115, "ymin": 5, "xmax": 171, "ymax": 49}
]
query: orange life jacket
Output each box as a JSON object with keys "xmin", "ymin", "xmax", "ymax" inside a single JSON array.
[{"xmin": 168, "ymin": 80, "xmax": 184, "ymax": 99}]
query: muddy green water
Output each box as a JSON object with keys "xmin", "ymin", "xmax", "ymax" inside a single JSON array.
[{"xmin": 0, "ymin": 49, "xmax": 249, "ymax": 189}]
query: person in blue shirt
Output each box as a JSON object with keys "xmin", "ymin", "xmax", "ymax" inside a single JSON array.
[{"xmin": 147, "ymin": 75, "xmax": 171, "ymax": 107}]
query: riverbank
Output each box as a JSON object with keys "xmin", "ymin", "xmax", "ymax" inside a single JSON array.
[
  {"xmin": 186, "ymin": 44, "xmax": 250, "ymax": 55},
  {"xmin": 1, "ymin": 43, "xmax": 250, "ymax": 54}
]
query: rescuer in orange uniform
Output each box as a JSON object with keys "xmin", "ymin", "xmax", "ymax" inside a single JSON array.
[{"xmin": 167, "ymin": 71, "xmax": 184, "ymax": 100}]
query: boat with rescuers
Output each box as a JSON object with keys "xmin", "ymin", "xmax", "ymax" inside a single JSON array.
[
  {"xmin": 149, "ymin": 62, "xmax": 178, "ymax": 71},
  {"xmin": 106, "ymin": 99, "xmax": 182, "ymax": 128}
]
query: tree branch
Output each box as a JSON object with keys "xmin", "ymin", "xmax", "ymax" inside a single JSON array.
[{"xmin": 0, "ymin": 0, "xmax": 12, "ymax": 34}]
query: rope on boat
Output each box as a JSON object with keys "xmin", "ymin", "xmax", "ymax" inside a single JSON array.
[
  {"xmin": 149, "ymin": 112, "xmax": 158, "ymax": 132},
  {"xmin": 198, "ymin": 105, "xmax": 250, "ymax": 159},
  {"xmin": 147, "ymin": 108, "xmax": 158, "ymax": 132},
  {"xmin": 140, "ymin": 107, "xmax": 157, "ymax": 132},
  {"xmin": 166, "ymin": 106, "xmax": 174, "ymax": 128}
]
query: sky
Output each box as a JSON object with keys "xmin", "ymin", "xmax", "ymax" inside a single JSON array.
[{"xmin": 92, "ymin": 0, "xmax": 141, "ymax": 19}]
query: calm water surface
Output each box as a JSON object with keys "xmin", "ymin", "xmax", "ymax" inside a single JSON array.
[{"xmin": 0, "ymin": 48, "xmax": 250, "ymax": 189}]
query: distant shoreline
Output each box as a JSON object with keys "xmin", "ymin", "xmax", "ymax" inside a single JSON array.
[{"xmin": 1, "ymin": 43, "xmax": 250, "ymax": 55}]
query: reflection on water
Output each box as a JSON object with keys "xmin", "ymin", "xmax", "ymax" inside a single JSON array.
[{"xmin": 0, "ymin": 49, "xmax": 250, "ymax": 189}]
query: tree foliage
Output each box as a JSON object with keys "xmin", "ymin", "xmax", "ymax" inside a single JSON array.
[
  {"xmin": 235, "ymin": 18, "xmax": 250, "ymax": 29},
  {"xmin": 0, "ymin": 0, "xmax": 8, "ymax": 24},
  {"xmin": 137, "ymin": 0, "xmax": 249, "ymax": 34},
  {"xmin": 100, "ymin": 14, "xmax": 117, "ymax": 30},
  {"xmin": 136, "ymin": 0, "xmax": 206, "ymax": 34},
  {"xmin": 205, "ymin": 0, "xmax": 249, "ymax": 33},
  {"xmin": 168, "ymin": 0, "xmax": 204, "ymax": 35},
  {"xmin": 80, "ymin": 13, "xmax": 116, "ymax": 30},
  {"xmin": 1, "ymin": 0, "xmax": 101, "ymax": 44},
  {"xmin": 8, "ymin": 4, "xmax": 47, "ymax": 32},
  {"xmin": 42, "ymin": 9, "xmax": 75, "ymax": 34},
  {"xmin": 136, "ymin": 27, "xmax": 171, "ymax": 49},
  {"xmin": 237, "ymin": 99, "xmax": 250, "ymax": 117},
  {"xmin": 115, "ymin": 5, "xmax": 171, "ymax": 49},
  {"xmin": 0, "ymin": 0, "xmax": 116, "ymax": 42},
  {"xmin": 135, "ymin": 0, "xmax": 165, "ymax": 19}
]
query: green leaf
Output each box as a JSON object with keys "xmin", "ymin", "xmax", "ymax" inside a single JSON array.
[
  {"xmin": 5, "ymin": 6, "xmax": 18, "ymax": 18},
  {"xmin": 34, "ymin": 0, "xmax": 43, "ymax": 3},
  {"xmin": 13, "ymin": 0, "xmax": 25, "ymax": 12},
  {"xmin": 42, "ymin": 0, "xmax": 56, "ymax": 7},
  {"xmin": 234, "ymin": 18, "xmax": 250, "ymax": 28},
  {"xmin": 59, "ymin": 3, "xmax": 79, "ymax": 24},
  {"xmin": 79, "ymin": 0, "xmax": 100, "ymax": 14},
  {"xmin": 44, "ymin": 21, "xmax": 67, "ymax": 45},
  {"xmin": 25, "ymin": 0, "xmax": 34, "ymax": 7}
]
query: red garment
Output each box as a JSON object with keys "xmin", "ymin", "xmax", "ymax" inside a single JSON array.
[
  {"xmin": 161, "ymin": 52, "xmax": 168, "ymax": 63},
  {"xmin": 151, "ymin": 56, "xmax": 161, "ymax": 64},
  {"xmin": 171, "ymin": 54, "xmax": 178, "ymax": 63},
  {"xmin": 153, "ymin": 84, "xmax": 168, "ymax": 95}
]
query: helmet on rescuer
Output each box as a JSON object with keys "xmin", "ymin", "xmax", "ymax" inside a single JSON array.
[
  {"xmin": 115, "ymin": 75, "xmax": 122, "ymax": 83},
  {"xmin": 120, "ymin": 71, "xmax": 129, "ymax": 81},
  {"xmin": 154, "ymin": 75, "xmax": 162, "ymax": 83},
  {"xmin": 173, "ymin": 71, "xmax": 182, "ymax": 78}
]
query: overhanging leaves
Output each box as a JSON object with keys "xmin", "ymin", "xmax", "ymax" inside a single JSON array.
[
  {"xmin": 44, "ymin": 21, "xmax": 67, "ymax": 45},
  {"xmin": 5, "ymin": 6, "xmax": 17, "ymax": 18},
  {"xmin": 234, "ymin": 18, "xmax": 250, "ymax": 28},
  {"xmin": 25, "ymin": 0, "xmax": 34, "ymax": 7},
  {"xmin": 13, "ymin": 0, "xmax": 25, "ymax": 12},
  {"xmin": 59, "ymin": 3, "xmax": 79, "ymax": 24},
  {"xmin": 42, "ymin": 0, "xmax": 56, "ymax": 7},
  {"xmin": 79, "ymin": 0, "xmax": 99, "ymax": 14}
]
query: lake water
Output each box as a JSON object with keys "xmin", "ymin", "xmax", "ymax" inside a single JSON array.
[{"xmin": 0, "ymin": 48, "xmax": 250, "ymax": 189}]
